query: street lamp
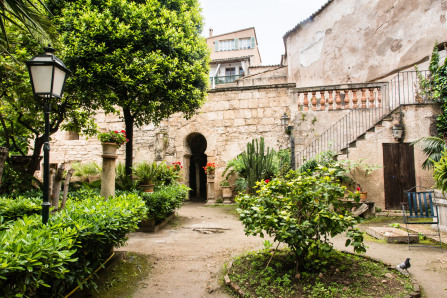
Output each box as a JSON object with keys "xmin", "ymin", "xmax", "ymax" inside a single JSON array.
[
  {"xmin": 26, "ymin": 46, "xmax": 70, "ymax": 224},
  {"xmin": 280, "ymin": 113, "xmax": 295, "ymax": 170}
]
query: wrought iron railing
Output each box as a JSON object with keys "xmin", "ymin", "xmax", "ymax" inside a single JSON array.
[
  {"xmin": 209, "ymin": 75, "xmax": 242, "ymax": 87},
  {"xmin": 295, "ymin": 70, "xmax": 431, "ymax": 166}
]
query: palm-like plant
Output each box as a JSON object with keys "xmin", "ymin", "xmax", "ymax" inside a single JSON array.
[
  {"xmin": 411, "ymin": 136, "xmax": 446, "ymax": 169},
  {"xmin": 1, "ymin": 0, "xmax": 54, "ymax": 50}
]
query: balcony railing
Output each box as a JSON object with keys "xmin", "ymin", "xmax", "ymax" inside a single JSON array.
[{"xmin": 210, "ymin": 75, "xmax": 243, "ymax": 88}]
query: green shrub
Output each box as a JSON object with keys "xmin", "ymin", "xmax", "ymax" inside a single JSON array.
[
  {"xmin": 236, "ymin": 167, "xmax": 365, "ymax": 271},
  {"xmin": 137, "ymin": 183, "xmax": 189, "ymax": 224},
  {"xmin": 0, "ymin": 193, "xmax": 147, "ymax": 297},
  {"xmin": 71, "ymin": 161, "xmax": 101, "ymax": 182},
  {"xmin": 116, "ymin": 162, "xmax": 135, "ymax": 190},
  {"xmin": 433, "ymin": 150, "xmax": 447, "ymax": 193},
  {"xmin": 132, "ymin": 161, "xmax": 158, "ymax": 185},
  {"xmin": 0, "ymin": 195, "xmax": 42, "ymax": 220}
]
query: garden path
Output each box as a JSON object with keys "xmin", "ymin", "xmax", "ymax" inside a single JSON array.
[{"xmin": 117, "ymin": 203, "xmax": 447, "ymax": 298}]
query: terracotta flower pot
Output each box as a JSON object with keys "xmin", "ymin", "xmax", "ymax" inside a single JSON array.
[
  {"xmin": 141, "ymin": 184, "xmax": 155, "ymax": 193},
  {"xmin": 359, "ymin": 192, "xmax": 368, "ymax": 202}
]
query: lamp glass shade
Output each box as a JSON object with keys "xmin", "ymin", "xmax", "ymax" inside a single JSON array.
[
  {"xmin": 392, "ymin": 125, "xmax": 404, "ymax": 139},
  {"xmin": 281, "ymin": 113, "xmax": 290, "ymax": 126},
  {"xmin": 27, "ymin": 52, "xmax": 70, "ymax": 99}
]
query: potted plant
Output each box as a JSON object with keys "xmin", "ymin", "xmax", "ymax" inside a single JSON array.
[
  {"xmin": 97, "ymin": 130, "xmax": 128, "ymax": 155},
  {"xmin": 133, "ymin": 161, "xmax": 157, "ymax": 192},
  {"xmin": 203, "ymin": 162, "xmax": 217, "ymax": 175},
  {"xmin": 220, "ymin": 179, "xmax": 232, "ymax": 200},
  {"xmin": 342, "ymin": 159, "xmax": 382, "ymax": 202}
]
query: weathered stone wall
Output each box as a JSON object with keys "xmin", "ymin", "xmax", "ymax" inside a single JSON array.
[
  {"xmin": 237, "ymin": 66, "xmax": 288, "ymax": 86},
  {"xmin": 50, "ymin": 84, "xmax": 294, "ymax": 197},
  {"xmin": 290, "ymin": 104, "xmax": 439, "ymax": 209},
  {"xmin": 284, "ymin": 0, "xmax": 447, "ymax": 86}
]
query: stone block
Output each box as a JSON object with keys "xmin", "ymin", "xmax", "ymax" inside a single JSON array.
[{"xmin": 365, "ymin": 227, "xmax": 418, "ymax": 243}]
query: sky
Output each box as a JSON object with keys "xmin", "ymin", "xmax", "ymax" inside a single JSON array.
[{"xmin": 199, "ymin": 0, "xmax": 329, "ymax": 65}]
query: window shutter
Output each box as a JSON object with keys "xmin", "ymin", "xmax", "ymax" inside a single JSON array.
[
  {"xmin": 251, "ymin": 37, "xmax": 255, "ymax": 49},
  {"xmin": 215, "ymin": 41, "xmax": 219, "ymax": 52},
  {"xmin": 234, "ymin": 38, "xmax": 239, "ymax": 50}
]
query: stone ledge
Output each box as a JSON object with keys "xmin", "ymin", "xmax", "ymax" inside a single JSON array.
[{"xmin": 209, "ymin": 83, "xmax": 296, "ymax": 93}]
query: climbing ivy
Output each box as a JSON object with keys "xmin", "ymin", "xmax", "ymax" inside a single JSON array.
[{"xmin": 417, "ymin": 43, "xmax": 447, "ymax": 135}]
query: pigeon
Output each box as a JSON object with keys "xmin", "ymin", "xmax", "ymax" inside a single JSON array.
[{"xmin": 397, "ymin": 258, "xmax": 411, "ymax": 271}]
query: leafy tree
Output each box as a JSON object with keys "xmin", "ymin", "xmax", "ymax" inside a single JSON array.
[
  {"xmin": 0, "ymin": 21, "xmax": 97, "ymax": 190},
  {"xmin": 49, "ymin": 0, "xmax": 210, "ymax": 175},
  {"xmin": 236, "ymin": 166, "xmax": 366, "ymax": 272}
]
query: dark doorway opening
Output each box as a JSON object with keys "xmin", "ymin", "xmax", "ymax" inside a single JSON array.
[
  {"xmin": 383, "ymin": 143, "xmax": 416, "ymax": 210},
  {"xmin": 187, "ymin": 133, "xmax": 207, "ymax": 201}
]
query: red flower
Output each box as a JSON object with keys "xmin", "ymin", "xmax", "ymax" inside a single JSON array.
[
  {"xmin": 121, "ymin": 130, "xmax": 126, "ymax": 133},
  {"xmin": 114, "ymin": 130, "xmax": 118, "ymax": 133},
  {"xmin": 126, "ymin": 138, "xmax": 129, "ymax": 142},
  {"xmin": 357, "ymin": 187, "xmax": 361, "ymax": 192},
  {"xmin": 265, "ymin": 179, "xmax": 270, "ymax": 184}
]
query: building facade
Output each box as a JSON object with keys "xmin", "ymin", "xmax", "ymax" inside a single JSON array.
[
  {"xmin": 49, "ymin": 0, "xmax": 447, "ymax": 208},
  {"xmin": 207, "ymin": 27, "xmax": 262, "ymax": 88}
]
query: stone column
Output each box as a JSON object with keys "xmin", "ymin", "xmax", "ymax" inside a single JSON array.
[
  {"xmin": 101, "ymin": 143, "xmax": 118, "ymax": 199},
  {"xmin": 206, "ymin": 172, "xmax": 215, "ymax": 205}
]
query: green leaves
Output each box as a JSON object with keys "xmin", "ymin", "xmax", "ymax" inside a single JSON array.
[
  {"xmin": 236, "ymin": 167, "xmax": 365, "ymax": 270},
  {"xmin": 0, "ymin": 192, "xmax": 148, "ymax": 296}
]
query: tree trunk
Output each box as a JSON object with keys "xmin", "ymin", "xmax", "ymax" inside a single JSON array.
[
  {"xmin": 61, "ymin": 169, "xmax": 74, "ymax": 210},
  {"xmin": 26, "ymin": 136, "xmax": 45, "ymax": 178},
  {"xmin": 0, "ymin": 146, "xmax": 8, "ymax": 181},
  {"xmin": 123, "ymin": 108, "xmax": 134, "ymax": 177},
  {"xmin": 51, "ymin": 164, "xmax": 65, "ymax": 210}
]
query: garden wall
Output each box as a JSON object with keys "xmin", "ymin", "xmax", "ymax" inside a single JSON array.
[{"xmin": 49, "ymin": 83, "xmax": 294, "ymax": 197}]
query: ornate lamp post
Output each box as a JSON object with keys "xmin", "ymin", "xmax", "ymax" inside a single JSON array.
[
  {"xmin": 281, "ymin": 113, "xmax": 295, "ymax": 170},
  {"xmin": 26, "ymin": 46, "xmax": 70, "ymax": 224}
]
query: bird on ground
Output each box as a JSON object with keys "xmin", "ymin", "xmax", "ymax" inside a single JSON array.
[{"xmin": 397, "ymin": 258, "xmax": 411, "ymax": 271}]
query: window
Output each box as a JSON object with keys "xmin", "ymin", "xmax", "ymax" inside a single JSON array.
[
  {"xmin": 239, "ymin": 67, "xmax": 245, "ymax": 76},
  {"xmin": 225, "ymin": 67, "xmax": 236, "ymax": 76},
  {"xmin": 219, "ymin": 39, "xmax": 235, "ymax": 51},
  {"xmin": 240, "ymin": 38, "xmax": 251, "ymax": 49}
]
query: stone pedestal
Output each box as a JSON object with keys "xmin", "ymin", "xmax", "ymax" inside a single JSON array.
[
  {"xmin": 434, "ymin": 190, "xmax": 447, "ymax": 232},
  {"xmin": 101, "ymin": 143, "xmax": 118, "ymax": 199},
  {"xmin": 206, "ymin": 173, "xmax": 215, "ymax": 205},
  {"xmin": 222, "ymin": 186, "xmax": 233, "ymax": 204}
]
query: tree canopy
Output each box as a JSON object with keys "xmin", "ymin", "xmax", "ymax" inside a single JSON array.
[
  {"xmin": 50, "ymin": 0, "xmax": 210, "ymax": 174},
  {"xmin": 0, "ymin": 20, "xmax": 96, "ymax": 191}
]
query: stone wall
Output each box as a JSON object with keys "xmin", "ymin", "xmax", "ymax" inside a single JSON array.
[
  {"xmin": 284, "ymin": 0, "xmax": 447, "ymax": 86},
  {"xmin": 237, "ymin": 66, "xmax": 288, "ymax": 87},
  {"xmin": 50, "ymin": 84, "xmax": 294, "ymax": 197}
]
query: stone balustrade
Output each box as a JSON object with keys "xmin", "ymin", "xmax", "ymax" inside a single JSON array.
[{"xmin": 293, "ymin": 83, "xmax": 386, "ymax": 111}]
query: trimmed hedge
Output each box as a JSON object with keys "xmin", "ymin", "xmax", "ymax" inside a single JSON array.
[
  {"xmin": 0, "ymin": 193, "xmax": 147, "ymax": 297},
  {"xmin": 0, "ymin": 195, "xmax": 41, "ymax": 223},
  {"xmin": 139, "ymin": 183, "xmax": 189, "ymax": 224}
]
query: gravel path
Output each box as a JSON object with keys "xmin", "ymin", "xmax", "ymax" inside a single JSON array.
[{"xmin": 117, "ymin": 202, "xmax": 447, "ymax": 297}]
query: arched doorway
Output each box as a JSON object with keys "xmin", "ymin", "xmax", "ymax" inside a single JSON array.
[{"xmin": 186, "ymin": 133, "xmax": 207, "ymax": 201}]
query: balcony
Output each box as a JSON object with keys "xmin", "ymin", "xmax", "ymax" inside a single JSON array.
[{"xmin": 209, "ymin": 75, "xmax": 243, "ymax": 88}]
